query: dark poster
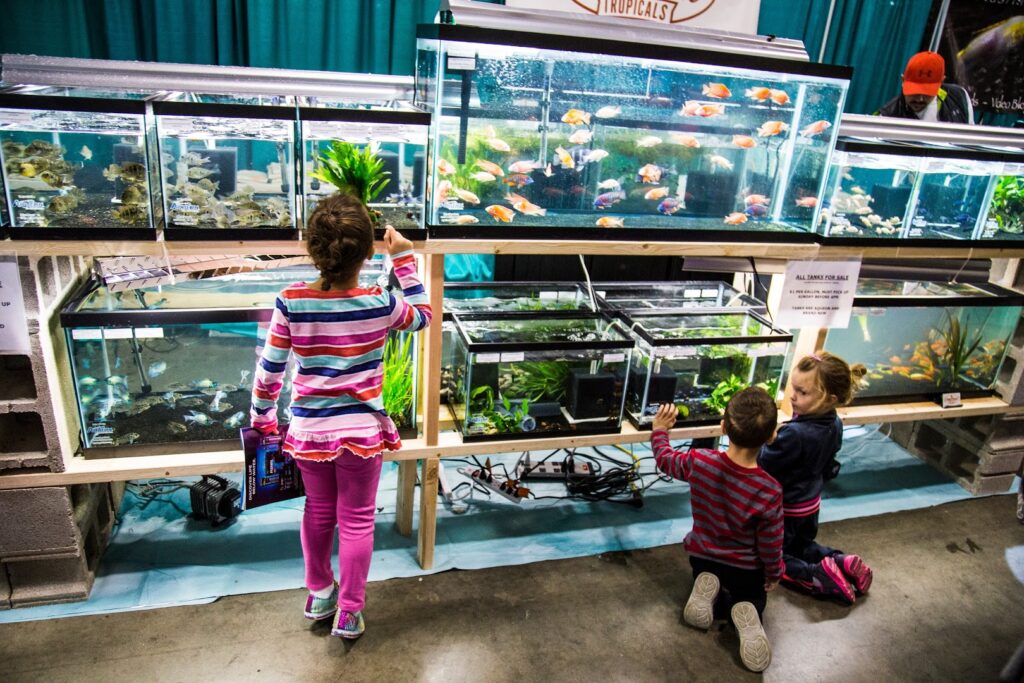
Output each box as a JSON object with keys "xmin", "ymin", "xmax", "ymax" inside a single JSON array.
[{"xmin": 931, "ymin": 1, "xmax": 1024, "ymax": 118}]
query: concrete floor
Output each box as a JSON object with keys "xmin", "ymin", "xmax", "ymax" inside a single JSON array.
[{"xmin": 2, "ymin": 495, "xmax": 1023, "ymax": 682}]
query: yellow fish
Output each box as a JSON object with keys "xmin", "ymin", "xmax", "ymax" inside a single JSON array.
[
  {"xmin": 757, "ymin": 120, "xmax": 788, "ymax": 137},
  {"xmin": 555, "ymin": 146, "xmax": 574, "ymax": 169},
  {"xmin": 669, "ymin": 133, "xmax": 701, "ymax": 148},
  {"xmin": 596, "ymin": 216, "xmax": 624, "ymax": 228},
  {"xmin": 561, "ymin": 109, "xmax": 591, "ymax": 126},
  {"xmin": 485, "ymin": 204, "xmax": 515, "ymax": 222},
  {"xmin": 644, "ymin": 187, "xmax": 669, "ymax": 201},
  {"xmin": 702, "ymin": 82, "xmax": 732, "ymax": 99},
  {"xmin": 637, "ymin": 164, "xmax": 662, "ymax": 184},
  {"xmin": 724, "ymin": 212, "xmax": 748, "ymax": 225}
]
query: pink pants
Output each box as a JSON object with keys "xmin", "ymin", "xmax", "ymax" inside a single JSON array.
[{"xmin": 296, "ymin": 453, "xmax": 383, "ymax": 612}]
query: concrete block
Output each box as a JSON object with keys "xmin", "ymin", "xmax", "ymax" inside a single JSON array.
[
  {"xmin": 886, "ymin": 421, "xmax": 917, "ymax": 449},
  {"xmin": 36, "ymin": 256, "xmax": 56, "ymax": 308},
  {"xmin": 7, "ymin": 554, "xmax": 91, "ymax": 607},
  {"xmin": 0, "ymin": 487, "xmax": 78, "ymax": 561},
  {"xmin": 996, "ymin": 348, "xmax": 1024, "ymax": 406},
  {"xmin": 0, "ymin": 563, "xmax": 10, "ymax": 610},
  {"xmin": 17, "ymin": 255, "xmax": 39, "ymax": 320},
  {"xmin": 56, "ymin": 256, "xmax": 72, "ymax": 289}
]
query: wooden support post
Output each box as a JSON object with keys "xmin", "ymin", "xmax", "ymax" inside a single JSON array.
[
  {"xmin": 415, "ymin": 254, "xmax": 444, "ymax": 568},
  {"xmin": 417, "ymin": 456, "xmax": 439, "ymax": 570},
  {"xmin": 395, "ymin": 460, "xmax": 417, "ymax": 537}
]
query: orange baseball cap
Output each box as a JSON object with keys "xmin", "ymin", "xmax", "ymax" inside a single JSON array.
[{"xmin": 903, "ymin": 52, "xmax": 945, "ymax": 97}]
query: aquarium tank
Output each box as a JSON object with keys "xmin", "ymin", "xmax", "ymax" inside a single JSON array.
[
  {"xmin": 981, "ymin": 168, "xmax": 1024, "ymax": 241},
  {"xmin": 594, "ymin": 280, "xmax": 764, "ymax": 314},
  {"xmin": 0, "ymin": 86, "xmax": 159, "ymax": 239},
  {"xmin": 60, "ymin": 258, "xmax": 421, "ymax": 454},
  {"xmin": 620, "ymin": 309, "xmax": 791, "ymax": 428},
  {"xmin": 299, "ymin": 100, "xmax": 430, "ymax": 240},
  {"xmin": 820, "ymin": 278, "xmax": 1024, "ymax": 402},
  {"xmin": 415, "ymin": 8, "xmax": 849, "ymax": 241},
  {"xmin": 153, "ymin": 94, "xmax": 297, "ymax": 240},
  {"xmin": 447, "ymin": 311, "xmax": 633, "ymax": 441}
]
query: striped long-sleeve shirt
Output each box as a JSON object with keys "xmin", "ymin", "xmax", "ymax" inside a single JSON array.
[
  {"xmin": 250, "ymin": 250, "xmax": 431, "ymax": 461},
  {"xmin": 652, "ymin": 430, "xmax": 784, "ymax": 582}
]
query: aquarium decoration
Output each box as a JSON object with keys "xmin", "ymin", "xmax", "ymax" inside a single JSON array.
[
  {"xmin": 382, "ymin": 331, "xmax": 417, "ymax": 437},
  {"xmin": 988, "ymin": 175, "xmax": 1024, "ymax": 236},
  {"xmin": 311, "ymin": 140, "xmax": 390, "ymax": 224}
]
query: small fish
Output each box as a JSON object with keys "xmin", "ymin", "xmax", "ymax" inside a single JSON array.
[
  {"xmin": 192, "ymin": 378, "xmax": 216, "ymax": 389},
  {"xmin": 636, "ymin": 135, "xmax": 662, "ymax": 148},
  {"xmin": 637, "ymin": 163, "xmax": 662, "ymax": 184},
  {"xmin": 224, "ymin": 412, "xmax": 246, "ymax": 429},
  {"xmin": 757, "ymin": 120, "xmax": 789, "ymax": 137},
  {"xmin": 584, "ymin": 149, "xmax": 608, "ymax": 163},
  {"xmin": 745, "ymin": 203, "xmax": 769, "ymax": 218},
  {"xmin": 568, "ymin": 129, "xmax": 593, "ymax": 145},
  {"xmin": 561, "ymin": 109, "xmax": 591, "ymax": 126},
  {"xmin": 503, "ymin": 173, "xmax": 534, "ymax": 188},
  {"xmin": 679, "ymin": 100, "xmax": 702, "ymax": 117},
  {"xmin": 745, "ymin": 86, "xmax": 772, "ymax": 102},
  {"xmin": 40, "ymin": 171, "xmax": 71, "ymax": 188},
  {"xmin": 115, "ymin": 432, "xmax": 141, "ymax": 447},
  {"xmin": 512, "ymin": 199, "xmax": 546, "ymax": 216},
  {"xmin": 470, "ymin": 171, "xmax": 497, "ymax": 183},
  {"xmin": 508, "ymin": 160, "xmax": 540, "ymax": 174},
  {"xmin": 708, "ymin": 155, "xmax": 734, "ymax": 171},
  {"xmin": 799, "ymin": 120, "xmax": 832, "ymax": 137},
  {"xmin": 485, "ymin": 204, "xmax": 515, "ymax": 222},
  {"xmin": 795, "ymin": 196, "xmax": 818, "ymax": 208},
  {"xmin": 702, "ymin": 82, "xmax": 732, "ymax": 99},
  {"xmin": 46, "ymin": 195, "xmax": 76, "ymax": 215},
  {"xmin": 594, "ymin": 106, "xmax": 621, "ymax": 119},
  {"xmin": 554, "ymin": 146, "xmax": 575, "ymax": 169},
  {"xmin": 453, "ymin": 188, "xmax": 480, "ymax": 205},
  {"xmin": 78, "ymin": 376, "xmax": 99, "ymax": 387},
  {"xmin": 745, "ymin": 194, "xmax": 770, "ymax": 206},
  {"xmin": 437, "ymin": 158, "xmax": 456, "ymax": 176},
  {"xmin": 436, "ymin": 179, "xmax": 453, "ymax": 201},
  {"xmin": 697, "ymin": 103, "xmax": 726, "ymax": 118},
  {"xmin": 18, "ymin": 162, "xmax": 38, "ymax": 178},
  {"xmin": 187, "ymin": 166, "xmax": 217, "ymax": 179},
  {"xmin": 596, "ymin": 216, "xmax": 624, "ymax": 228},
  {"xmin": 669, "ymin": 133, "xmax": 701, "ymax": 148},
  {"xmin": 168, "ymin": 421, "xmax": 188, "ymax": 434},
  {"xmin": 475, "ymin": 159, "xmax": 504, "ymax": 177},
  {"xmin": 733, "ymin": 135, "xmax": 756, "ymax": 149},
  {"xmin": 724, "ymin": 212, "xmax": 748, "ymax": 225},
  {"xmin": 485, "ymin": 137, "xmax": 511, "ymax": 153},
  {"xmin": 543, "ymin": 164, "xmax": 554, "ymax": 177},
  {"xmin": 440, "ymin": 214, "xmax": 480, "ymax": 225},
  {"xmin": 593, "ymin": 191, "xmax": 626, "ymax": 209},
  {"xmin": 184, "ymin": 410, "xmax": 214, "ymax": 426},
  {"xmin": 106, "ymin": 375, "xmax": 128, "ymax": 387},
  {"xmin": 644, "ymin": 187, "xmax": 670, "ymax": 201},
  {"xmin": 657, "ymin": 197, "xmax": 682, "ymax": 215},
  {"xmin": 850, "ymin": 185, "xmax": 866, "ymax": 195},
  {"xmin": 113, "ymin": 205, "xmax": 146, "ymax": 224},
  {"xmin": 181, "ymin": 152, "xmax": 211, "ymax": 166},
  {"xmin": 889, "ymin": 355, "xmax": 902, "ymax": 364},
  {"xmin": 597, "ymin": 178, "xmax": 622, "ymax": 191},
  {"xmin": 79, "ymin": 145, "xmax": 93, "ymax": 161},
  {"xmin": 147, "ymin": 361, "xmax": 167, "ymax": 378},
  {"xmin": 769, "ymin": 89, "xmax": 790, "ymax": 105},
  {"xmin": 121, "ymin": 185, "xmax": 145, "ymax": 205}
]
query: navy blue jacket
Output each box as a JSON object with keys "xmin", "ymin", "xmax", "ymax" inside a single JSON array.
[{"xmin": 757, "ymin": 411, "xmax": 842, "ymax": 508}]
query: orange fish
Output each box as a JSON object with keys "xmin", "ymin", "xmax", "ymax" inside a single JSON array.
[
  {"xmin": 670, "ymin": 133, "xmax": 701, "ymax": 148},
  {"xmin": 637, "ymin": 163, "xmax": 662, "ymax": 184},
  {"xmin": 436, "ymin": 179, "xmax": 452, "ymax": 201},
  {"xmin": 745, "ymin": 86, "xmax": 771, "ymax": 102},
  {"xmin": 644, "ymin": 187, "xmax": 670, "ymax": 201},
  {"xmin": 889, "ymin": 356, "xmax": 902, "ymax": 364},
  {"xmin": 744, "ymin": 194, "xmax": 769, "ymax": 206},
  {"xmin": 679, "ymin": 100, "xmax": 702, "ymax": 117},
  {"xmin": 508, "ymin": 160, "xmax": 540, "ymax": 174},
  {"xmin": 596, "ymin": 216, "xmax": 624, "ymax": 228},
  {"xmin": 512, "ymin": 199, "xmax": 547, "ymax": 216},
  {"xmin": 485, "ymin": 205, "xmax": 515, "ymax": 223},
  {"xmin": 769, "ymin": 89, "xmax": 790, "ymax": 105},
  {"xmin": 698, "ymin": 103, "xmax": 726, "ymax": 118},
  {"xmin": 475, "ymin": 159, "xmax": 504, "ymax": 177},
  {"xmin": 702, "ymin": 82, "xmax": 732, "ymax": 99},
  {"xmin": 486, "ymin": 137, "xmax": 511, "ymax": 153},
  {"xmin": 794, "ymin": 196, "xmax": 817, "ymax": 208},
  {"xmin": 733, "ymin": 135, "xmax": 756, "ymax": 149},
  {"xmin": 799, "ymin": 120, "xmax": 832, "ymax": 137},
  {"xmin": 555, "ymin": 146, "xmax": 575, "ymax": 170},
  {"xmin": 437, "ymin": 159, "xmax": 456, "ymax": 176},
  {"xmin": 561, "ymin": 108, "xmax": 591, "ymax": 126},
  {"xmin": 504, "ymin": 192, "xmax": 527, "ymax": 205},
  {"xmin": 724, "ymin": 212, "xmax": 748, "ymax": 225},
  {"xmin": 757, "ymin": 120, "xmax": 788, "ymax": 137}
]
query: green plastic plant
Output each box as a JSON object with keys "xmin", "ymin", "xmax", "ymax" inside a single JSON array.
[
  {"xmin": 312, "ymin": 140, "xmax": 391, "ymax": 212},
  {"xmin": 505, "ymin": 361, "xmax": 571, "ymax": 402},
  {"xmin": 990, "ymin": 175, "xmax": 1024, "ymax": 235},
  {"xmin": 703, "ymin": 374, "xmax": 749, "ymax": 415},
  {"xmin": 927, "ymin": 309, "xmax": 990, "ymax": 388},
  {"xmin": 470, "ymin": 385, "xmax": 531, "ymax": 433},
  {"xmin": 382, "ymin": 333, "xmax": 414, "ymax": 427}
]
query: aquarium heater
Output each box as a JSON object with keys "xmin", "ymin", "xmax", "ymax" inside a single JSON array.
[{"xmin": 189, "ymin": 475, "xmax": 242, "ymax": 526}]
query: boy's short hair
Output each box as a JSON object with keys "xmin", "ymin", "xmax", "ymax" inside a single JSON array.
[{"xmin": 723, "ymin": 387, "xmax": 778, "ymax": 448}]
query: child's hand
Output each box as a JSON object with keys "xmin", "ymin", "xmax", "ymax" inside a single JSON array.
[
  {"xmin": 765, "ymin": 580, "xmax": 778, "ymax": 592},
  {"xmin": 651, "ymin": 404, "xmax": 678, "ymax": 432},
  {"xmin": 383, "ymin": 225, "xmax": 413, "ymax": 255}
]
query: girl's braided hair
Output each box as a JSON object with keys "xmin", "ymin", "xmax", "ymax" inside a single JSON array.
[{"xmin": 305, "ymin": 192, "xmax": 374, "ymax": 290}]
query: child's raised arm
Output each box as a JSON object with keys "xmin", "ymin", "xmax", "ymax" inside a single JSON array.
[
  {"xmin": 651, "ymin": 404, "xmax": 695, "ymax": 481},
  {"xmin": 385, "ymin": 226, "xmax": 432, "ymax": 332},
  {"xmin": 250, "ymin": 295, "xmax": 292, "ymax": 434}
]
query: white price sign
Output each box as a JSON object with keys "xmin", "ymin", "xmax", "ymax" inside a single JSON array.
[
  {"xmin": 776, "ymin": 260, "xmax": 861, "ymax": 330},
  {"xmin": 0, "ymin": 259, "xmax": 31, "ymax": 354}
]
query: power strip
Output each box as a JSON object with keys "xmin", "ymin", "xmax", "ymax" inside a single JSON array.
[
  {"xmin": 517, "ymin": 458, "xmax": 596, "ymax": 481},
  {"xmin": 469, "ymin": 468, "xmax": 529, "ymax": 503}
]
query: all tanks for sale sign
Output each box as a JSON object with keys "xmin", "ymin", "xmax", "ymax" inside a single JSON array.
[{"xmin": 503, "ymin": 0, "xmax": 761, "ymax": 34}]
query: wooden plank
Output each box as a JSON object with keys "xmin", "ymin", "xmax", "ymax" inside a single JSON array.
[
  {"xmin": 418, "ymin": 239, "xmax": 822, "ymax": 259},
  {"xmin": 417, "ymin": 456, "xmax": 439, "ymax": 570},
  {"xmin": 0, "ymin": 240, "xmax": 416, "ymax": 258},
  {"xmin": 422, "ymin": 254, "xmax": 445, "ymax": 447},
  {"xmin": 395, "ymin": 460, "xmax": 417, "ymax": 537}
]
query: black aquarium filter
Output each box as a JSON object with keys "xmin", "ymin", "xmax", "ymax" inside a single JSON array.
[
  {"xmin": 567, "ymin": 369, "xmax": 616, "ymax": 420},
  {"xmin": 870, "ymin": 184, "xmax": 912, "ymax": 220},
  {"xmin": 189, "ymin": 475, "xmax": 242, "ymax": 526},
  {"xmin": 630, "ymin": 365, "xmax": 679, "ymax": 406}
]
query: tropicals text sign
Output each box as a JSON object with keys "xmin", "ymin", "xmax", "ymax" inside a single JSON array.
[{"xmin": 504, "ymin": 0, "xmax": 760, "ymax": 34}]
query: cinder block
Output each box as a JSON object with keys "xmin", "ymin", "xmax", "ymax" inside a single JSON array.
[
  {"xmin": 36, "ymin": 256, "xmax": 57, "ymax": 307},
  {"xmin": 903, "ymin": 421, "xmax": 1018, "ymax": 495},
  {"xmin": 7, "ymin": 554, "xmax": 91, "ymax": 607},
  {"xmin": 0, "ymin": 487, "xmax": 78, "ymax": 561},
  {"xmin": 886, "ymin": 421, "xmax": 917, "ymax": 449},
  {"xmin": 0, "ymin": 563, "xmax": 10, "ymax": 610},
  {"xmin": 56, "ymin": 256, "xmax": 72, "ymax": 289},
  {"xmin": 16, "ymin": 255, "xmax": 39, "ymax": 320},
  {"xmin": 996, "ymin": 348, "xmax": 1024, "ymax": 406}
]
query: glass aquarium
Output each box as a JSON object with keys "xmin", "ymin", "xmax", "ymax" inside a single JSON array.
[
  {"xmin": 0, "ymin": 87, "xmax": 159, "ymax": 239},
  {"xmin": 620, "ymin": 309, "xmax": 791, "ymax": 428},
  {"xmin": 821, "ymin": 278, "xmax": 1024, "ymax": 402},
  {"xmin": 60, "ymin": 259, "xmax": 421, "ymax": 454},
  {"xmin": 447, "ymin": 311, "xmax": 633, "ymax": 441},
  {"xmin": 594, "ymin": 280, "xmax": 763, "ymax": 313},
  {"xmin": 416, "ymin": 17, "xmax": 849, "ymax": 241},
  {"xmin": 153, "ymin": 94, "xmax": 298, "ymax": 240},
  {"xmin": 299, "ymin": 101, "xmax": 430, "ymax": 240},
  {"xmin": 979, "ymin": 165, "xmax": 1024, "ymax": 241}
]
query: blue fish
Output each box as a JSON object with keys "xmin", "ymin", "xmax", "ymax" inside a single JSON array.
[
  {"xmin": 657, "ymin": 197, "xmax": 681, "ymax": 215},
  {"xmin": 504, "ymin": 173, "xmax": 534, "ymax": 188},
  {"xmin": 954, "ymin": 212, "xmax": 974, "ymax": 226},
  {"xmin": 147, "ymin": 361, "xmax": 168, "ymax": 378},
  {"xmin": 593, "ymin": 191, "xmax": 625, "ymax": 210},
  {"xmin": 745, "ymin": 203, "xmax": 768, "ymax": 218}
]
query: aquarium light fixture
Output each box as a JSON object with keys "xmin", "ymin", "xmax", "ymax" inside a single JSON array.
[{"xmin": 840, "ymin": 114, "xmax": 1024, "ymax": 152}]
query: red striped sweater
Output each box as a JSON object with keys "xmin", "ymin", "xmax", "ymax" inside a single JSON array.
[{"xmin": 652, "ymin": 431, "xmax": 784, "ymax": 582}]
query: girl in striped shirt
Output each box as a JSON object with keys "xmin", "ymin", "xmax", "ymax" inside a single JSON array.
[{"xmin": 250, "ymin": 192, "xmax": 431, "ymax": 639}]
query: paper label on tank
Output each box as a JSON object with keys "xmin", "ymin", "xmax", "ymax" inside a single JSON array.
[
  {"xmin": 13, "ymin": 198, "xmax": 45, "ymax": 212},
  {"xmin": 134, "ymin": 328, "xmax": 164, "ymax": 338},
  {"xmin": 603, "ymin": 353, "xmax": 625, "ymax": 364},
  {"xmin": 941, "ymin": 392, "xmax": 962, "ymax": 408},
  {"xmin": 500, "ymin": 352, "xmax": 525, "ymax": 362},
  {"xmin": 476, "ymin": 353, "xmax": 500, "ymax": 364},
  {"xmin": 447, "ymin": 56, "xmax": 477, "ymax": 71},
  {"xmin": 103, "ymin": 329, "xmax": 135, "ymax": 339},
  {"xmin": 684, "ymin": 289, "xmax": 702, "ymax": 298},
  {"xmin": 71, "ymin": 329, "xmax": 104, "ymax": 340}
]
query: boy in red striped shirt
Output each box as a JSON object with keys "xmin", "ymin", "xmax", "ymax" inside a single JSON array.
[{"xmin": 651, "ymin": 387, "xmax": 783, "ymax": 673}]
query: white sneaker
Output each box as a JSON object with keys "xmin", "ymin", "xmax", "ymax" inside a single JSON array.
[
  {"xmin": 683, "ymin": 572, "xmax": 720, "ymax": 630},
  {"xmin": 732, "ymin": 601, "xmax": 771, "ymax": 672}
]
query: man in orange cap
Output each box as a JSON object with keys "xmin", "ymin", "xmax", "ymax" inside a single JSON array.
[{"xmin": 876, "ymin": 51, "xmax": 972, "ymax": 123}]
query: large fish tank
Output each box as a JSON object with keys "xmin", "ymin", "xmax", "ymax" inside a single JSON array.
[
  {"xmin": 821, "ymin": 278, "xmax": 1024, "ymax": 402},
  {"xmin": 594, "ymin": 280, "xmax": 764, "ymax": 313},
  {"xmin": 0, "ymin": 87, "xmax": 159, "ymax": 240},
  {"xmin": 60, "ymin": 259, "xmax": 420, "ymax": 455},
  {"xmin": 299, "ymin": 99, "xmax": 430, "ymax": 240},
  {"xmin": 415, "ymin": 8, "xmax": 849, "ymax": 241},
  {"xmin": 620, "ymin": 309, "xmax": 791, "ymax": 428},
  {"xmin": 981, "ymin": 164, "xmax": 1024, "ymax": 241},
  {"xmin": 447, "ymin": 311, "xmax": 633, "ymax": 441},
  {"xmin": 153, "ymin": 94, "xmax": 298, "ymax": 240}
]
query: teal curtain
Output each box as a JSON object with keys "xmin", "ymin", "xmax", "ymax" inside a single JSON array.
[
  {"xmin": 759, "ymin": 0, "xmax": 934, "ymax": 115},
  {"xmin": 0, "ymin": 0, "xmax": 439, "ymax": 75}
]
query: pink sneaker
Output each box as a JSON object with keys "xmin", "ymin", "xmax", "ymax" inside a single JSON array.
[
  {"xmin": 840, "ymin": 554, "xmax": 873, "ymax": 594},
  {"xmin": 815, "ymin": 556, "xmax": 856, "ymax": 605}
]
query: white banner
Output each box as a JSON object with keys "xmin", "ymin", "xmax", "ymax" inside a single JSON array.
[
  {"xmin": 0, "ymin": 259, "xmax": 31, "ymax": 354},
  {"xmin": 776, "ymin": 260, "xmax": 862, "ymax": 330},
  {"xmin": 503, "ymin": 0, "xmax": 761, "ymax": 35}
]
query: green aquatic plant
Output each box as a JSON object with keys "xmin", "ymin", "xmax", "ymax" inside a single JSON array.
[
  {"xmin": 990, "ymin": 175, "xmax": 1024, "ymax": 235},
  {"xmin": 703, "ymin": 374, "xmax": 749, "ymax": 415},
  {"xmin": 928, "ymin": 309, "xmax": 990, "ymax": 388},
  {"xmin": 470, "ymin": 385, "xmax": 530, "ymax": 433},
  {"xmin": 505, "ymin": 361, "xmax": 571, "ymax": 402},
  {"xmin": 382, "ymin": 333, "xmax": 414, "ymax": 428},
  {"xmin": 312, "ymin": 140, "xmax": 391, "ymax": 213}
]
